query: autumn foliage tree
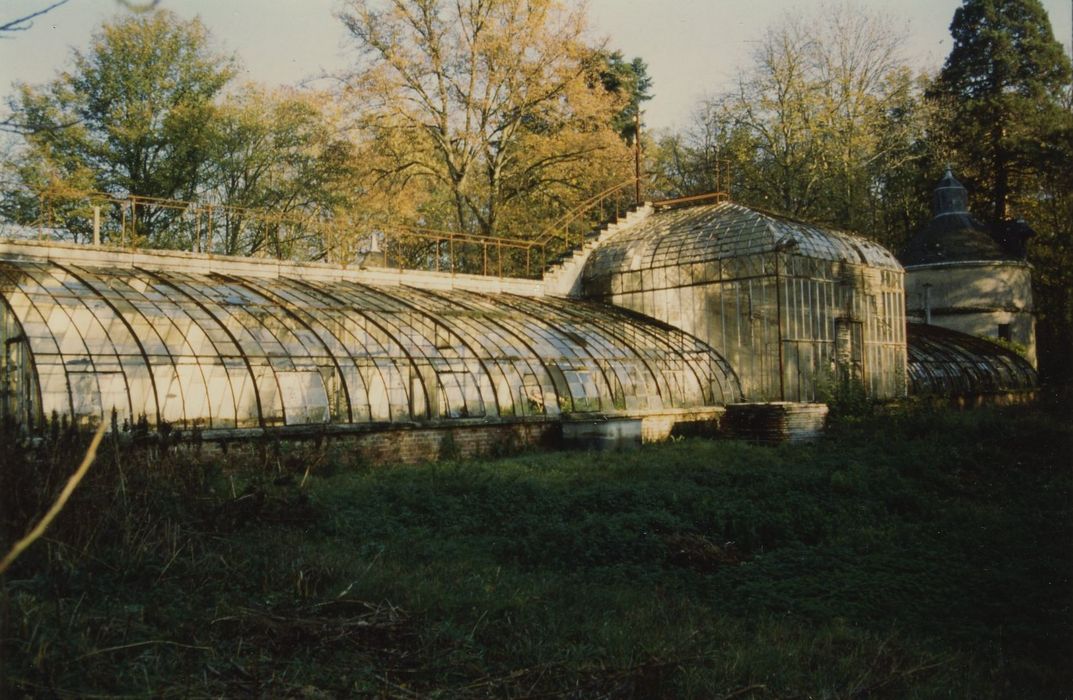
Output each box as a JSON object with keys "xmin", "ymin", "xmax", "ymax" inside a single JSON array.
[
  {"xmin": 339, "ymin": 0, "xmax": 634, "ymax": 240},
  {"xmin": 2, "ymin": 10, "xmax": 356, "ymax": 255},
  {"xmin": 205, "ymin": 86, "xmax": 357, "ymax": 256}
]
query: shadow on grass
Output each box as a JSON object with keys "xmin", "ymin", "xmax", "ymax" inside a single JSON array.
[{"xmin": 2, "ymin": 405, "xmax": 1070, "ymax": 697}]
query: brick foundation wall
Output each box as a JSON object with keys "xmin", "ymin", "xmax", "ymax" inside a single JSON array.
[
  {"xmin": 722, "ymin": 403, "xmax": 829, "ymax": 444},
  {"xmin": 344, "ymin": 422, "xmax": 561, "ymax": 464},
  {"xmin": 186, "ymin": 408, "xmax": 731, "ymax": 467},
  {"xmin": 199, "ymin": 420, "xmax": 562, "ymax": 466}
]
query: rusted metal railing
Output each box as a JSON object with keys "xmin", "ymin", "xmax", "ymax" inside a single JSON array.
[
  {"xmin": 15, "ymin": 180, "xmax": 669, "ymax": 280},
  {"xmin": 19, "ymin": 188, "xmax": 551, "ymax": 278},
  {"xmin": 650, "ymin": 191, "xmax": 730, "ymax": 210},
  {"xmin": 534, "ymin": 178, "xmax": 640, "ymax": 251},
  {"xmin": 365, "ymin": 224, "xmax": 542, "ymax": 278}
]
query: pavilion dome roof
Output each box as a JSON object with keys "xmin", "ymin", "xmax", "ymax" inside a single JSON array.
[{"xmin": 898, "ymin": 169, "xmax": 1011, "ymax": 267}]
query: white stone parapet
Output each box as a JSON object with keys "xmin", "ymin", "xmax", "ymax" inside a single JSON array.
[{"xmin": 0, "ymin": 238, "xmax": 546, "ymax": 297}]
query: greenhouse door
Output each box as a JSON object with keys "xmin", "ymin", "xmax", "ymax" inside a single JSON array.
[{"xmin": 834, "ymin": 318, "xmax": 864, "ymax": 385}]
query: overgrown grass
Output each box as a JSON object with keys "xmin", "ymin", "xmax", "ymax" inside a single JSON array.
[{"xmin": 2, "ymin": 406, "xmax": 1071, "ymax": 697}]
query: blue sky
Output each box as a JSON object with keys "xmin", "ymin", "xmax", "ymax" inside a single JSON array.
[{"xmin": 2, "ymin": 0, "xmax": 1071, "ymax": 132}]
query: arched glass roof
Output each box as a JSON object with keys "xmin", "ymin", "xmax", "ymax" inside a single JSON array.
[
  {"xmin": 0, "ymin": 257, "xmax": 741, "ymax": 431},
  {"xmin": 583, "ymin": 202, "xmax": 901, "ymax": 286},
  {"xmin": 906, "ymin": 323, "xmax": 1037, "ymax": 396}
]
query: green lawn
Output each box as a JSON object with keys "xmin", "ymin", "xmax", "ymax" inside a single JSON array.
[{"xmin": 2, "ymin": 405, "xmax": 1071, "ymax": 698}]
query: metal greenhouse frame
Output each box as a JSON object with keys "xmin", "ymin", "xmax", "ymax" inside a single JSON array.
[
  {"xmin": 0, "ymin": 251, "xmax": 740, "ymax": 432},
  {"xmin": 581, "ymin": 201, "xmax": 907, "ymax": 402}
]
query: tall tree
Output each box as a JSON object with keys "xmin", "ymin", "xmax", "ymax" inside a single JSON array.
[
  {"xmin": 206, "ymin": 86, "xmax": 356, "ymax": 257},
  {"xmin": 595, "ymin": 50, "xmax": 653, "ymax": 145},
  {"xmin": 6, "ymin": 10, "xmax": 236, "ymax": 245},
  {"xmin": 929, "ymin": 0, "xmax": 1072, "ymax": 227},
  {"xmin": 930, "ymin": 0, "xmax": 1073, "ymax": 383},
  {"xmin": 658, "ymin": 3, "xmax": 925, "ymax": 245},
  {"xmin": 339, "ymin": 0, "xmax": 633, "ymax": 239}
]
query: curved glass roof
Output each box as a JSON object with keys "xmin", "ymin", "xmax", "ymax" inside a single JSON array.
[
  {"xmin": 0, "ymin": 258, "xmax": 741, "ymax": 431},
  {"xmin": 583, "ymin": 201, "xmax": 901, "ymax": 285},
  {"xmin": 907, "ymin": 323, "xmax": 1037, "ymax": 396}
]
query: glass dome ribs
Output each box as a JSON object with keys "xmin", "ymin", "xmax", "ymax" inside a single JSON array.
[
  {"xmin": 0, "ymin": 259, "xmax": 741, "ymax": 431},
  {"xmin": 579, "ymin": 200, "xmax": 906, "ymax": 402},
  {"xmin": 583, "ymin": 202, "xmax": 902, "ymax": 287},
  {"xmin": 906, "ymin": 323, "xmax": 1037, "ymax": 396}
]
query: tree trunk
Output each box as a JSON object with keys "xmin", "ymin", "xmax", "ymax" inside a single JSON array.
[{"xmin": 992, "ymin": 122, "xmax": 1008, "ymax": 226}]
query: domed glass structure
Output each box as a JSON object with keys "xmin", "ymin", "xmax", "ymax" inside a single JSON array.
[{"xmin": 581, "ymin": 201, "xmax": 906, "ymax": 402}]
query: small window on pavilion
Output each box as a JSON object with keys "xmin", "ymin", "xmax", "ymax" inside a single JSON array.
[{"xmin": 997, "ymin": 324, "xmax": 1012, "ymax": 342}]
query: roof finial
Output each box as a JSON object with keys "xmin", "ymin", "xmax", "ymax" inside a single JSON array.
[{"xmin": 934, "ymin": 167, "xmax": 967, "ymax": 216}]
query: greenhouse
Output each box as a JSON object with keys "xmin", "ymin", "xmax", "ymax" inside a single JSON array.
[
  {"xmin": 0, "ymin": 246, "xmax": 741, "ymax": 432},
  {"xmin": 906, "ymin": 323, "xmax": 1037, "ymax": 398},
  {"xmin": 580, "ymin": 201, "xmax": 906, "ymax": 402}
]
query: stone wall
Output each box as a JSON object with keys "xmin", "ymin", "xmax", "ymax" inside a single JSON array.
[
  {"xmin": 904, "ymin": 261, "xmax": 1035, "ymax": 366},
  {"xmin": 639, "ymin": 407, "xmax": 725, "ymax": 442},
  {"xmin": 191, "ymin": 407, "xmax": 728, "ymax": 466},
  {"xmin": 721, "ymin": 403, "xmax": 829, "ymax": 444},
  {"xmin": 198, "ymin": 420, "xmax": 561, "ymax": 466}
]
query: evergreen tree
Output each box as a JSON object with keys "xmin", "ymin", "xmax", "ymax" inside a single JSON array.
[
  {"xmin": 594, "ymin": 51, "xmax": 653, "ymax": 145},
  {"xmin": 931, "ymin": 0, "xmax": 1073, "ymax": 383},
  {"xmin": 930, "ymin": 0, "xmax": 1071, "ymax": 227}
]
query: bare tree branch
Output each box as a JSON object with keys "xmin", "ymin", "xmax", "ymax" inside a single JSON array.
[{"xmin": 0, "ymin": 0, "xmax": 71, "ymax": 36}]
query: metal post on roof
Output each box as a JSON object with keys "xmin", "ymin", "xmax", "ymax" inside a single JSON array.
[
  {"xmin": 634, "ymin": 108, "xmax": 642, "ymax": 205},
  {"xmin": 92, "ymin": 206, "xmax": 101, "ymax": 246}
]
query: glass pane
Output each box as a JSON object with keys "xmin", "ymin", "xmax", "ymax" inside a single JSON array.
[{"xmin": 278, "ymin": 371, "xmax": 329, "ymax": 425}]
